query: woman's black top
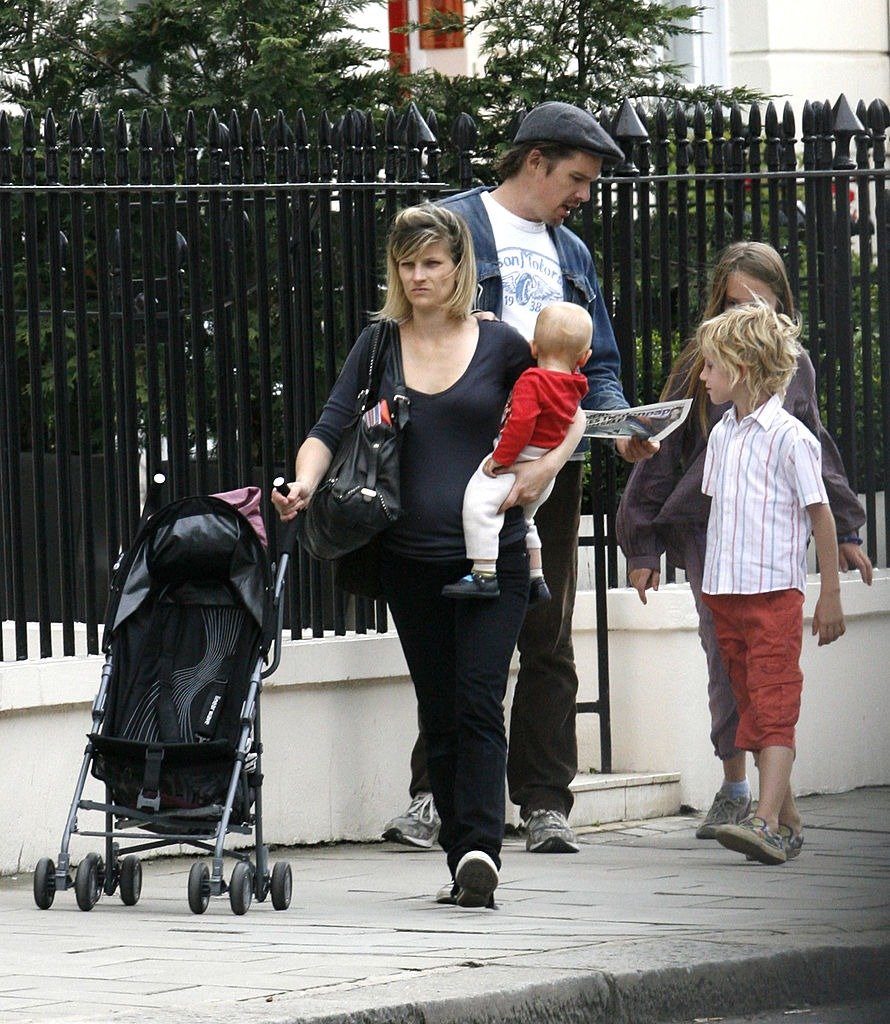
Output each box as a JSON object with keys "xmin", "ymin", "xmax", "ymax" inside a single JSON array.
[{"xmin": 309, "ymin": 319, "xmax": 535, "ymax": 561}]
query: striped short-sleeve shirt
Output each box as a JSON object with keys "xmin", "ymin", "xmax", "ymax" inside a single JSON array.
[{"xmin": 702, "ymin": 394, "xmax": 828, "ymax": 595}]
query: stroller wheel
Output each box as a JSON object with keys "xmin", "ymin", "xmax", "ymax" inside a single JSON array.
[
  {"xmin": 187, "ymin": 862, "xmax": 210, "ymax": 915},
  {"xmin": 229, "ymin": 862, "xmax": 253, "ymax": 916},
  {"xmin": 119, "ymin": 856, "xmax": 142, "ymax": 906},
  {"xmin": 75, "ymin": 854, "xmax": 102, "ymax": 911},
  {"xmin": 33, "ymin": 857, "xmax": 56, "ymax": 910},
  {"xmin": 270, "ymin": 861, "xmax": 292, "ymax": 911}
]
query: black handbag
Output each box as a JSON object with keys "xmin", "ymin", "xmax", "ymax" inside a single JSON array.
[{"xmin": 296, "ymin": 320, "xmax": 408, "ymax": 589}]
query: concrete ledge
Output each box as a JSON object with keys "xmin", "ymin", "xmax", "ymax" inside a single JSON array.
[{"xmin": 268, "ymin": 942, "xmax": 890, "ymax": 1024}]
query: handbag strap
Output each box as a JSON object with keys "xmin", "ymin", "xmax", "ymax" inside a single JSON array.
[{"xmin": 359, "ymin": 320, "xmax": 410, "ymax": 430}]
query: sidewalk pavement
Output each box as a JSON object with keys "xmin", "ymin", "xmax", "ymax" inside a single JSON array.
[{"xmin": 3, "ymin": 787, "xmax": 889, "ymax": 1024}]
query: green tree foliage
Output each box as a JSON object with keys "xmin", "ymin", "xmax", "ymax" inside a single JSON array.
[
  {"xmin": 405, "ymin": 0, "xmax": 763, "ymax": 158},
  {"xmin": 1, "ymin": 0, "xmax": 406, "ymax": 124},
  {"xmin": 0, "ymin": 1, "xmax": 117, "ymax": 114}
]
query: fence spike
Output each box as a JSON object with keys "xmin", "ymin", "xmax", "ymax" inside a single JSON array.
[
  {"xmin": 44, "ymin": 110, "xmax": 59, "ymax": 184},
  {"xmin": 748, "ymin": 102, "xmax": 762, "ymax": 138},
  {"xmin": 781, "ymin": 101, "xmax": 796, "ymax": 139},
  {"xmin": 229, "ymin": 110, "xmax": 244, "ymax": 185},
  {"xmin": 318, "ymin": 110, "xmax": 333, "ymax": 181},
  {"xmin": 653, "ymin": 101, "xmax": 668, "ymax": 140},
  {"xmin": 692, "ymin": 102, "xmax": 706, "ymax": 138},
  {"xmin": 711, "ymin": 101, "xmax": 725, "ymax": 140},
  {"xmin": 138, "ymin": 109, "xmax": 153, "ymax": 183},
  {"xmin": 69, "ymin": 111, "xmax": 83, "ymax": 186},
  {"xmin": 115, "ymin": 110, "xmax": 129, "ymax": 184},
  {"xmin": 185, "ymin": 110, "xmax": 198, "ymax": 183},
  {"xmin": 160, "ymin": 110, "xmax": 176, "ymax": 184},
  {"xmin": 0, "ymin": 111, "xmax": 10, "ymax": 184},
  {"xmin": 89, "ymin": 110, "xmax": 105, "ymax": 184}
]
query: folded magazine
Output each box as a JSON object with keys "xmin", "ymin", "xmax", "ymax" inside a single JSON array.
[{"xmin": 583, "ymin": 398, "xmax": 692, "ymax": 442}]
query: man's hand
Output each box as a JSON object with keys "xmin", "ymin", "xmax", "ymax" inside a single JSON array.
[
  {"xmin": 628, "ymin": 567, "xmax": 660, "ymax": 604},
  {"xmin": 496, "ymin": 458, "xmax": 550, "ymax": 512},
  {"xmin": 838, "ymin": 541, "xmax": 873, "ymax": 585},
  {"xmin": 616, "ymin": 436, "xmax": 660, "ymax": 462}
]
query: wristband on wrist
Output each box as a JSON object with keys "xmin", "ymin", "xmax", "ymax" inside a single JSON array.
[{"xmin": 837, "ymin": 534, "xmax": 863, "ymax": 546}]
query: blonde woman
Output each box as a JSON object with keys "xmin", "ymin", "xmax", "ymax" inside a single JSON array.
[{"xmin": 274, "ymin": 204, "xmax": 584, "ymax": 907}]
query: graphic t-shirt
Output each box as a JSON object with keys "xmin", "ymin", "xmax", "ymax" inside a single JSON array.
[{"xmin": 481, "ymin": 190, "xmax": 562, "ymax": 340}]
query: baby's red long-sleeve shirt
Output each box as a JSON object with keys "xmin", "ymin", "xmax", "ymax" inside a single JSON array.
[{"xmin": 492, "ymin": 367, "xmax": 589, "ymax": 466}]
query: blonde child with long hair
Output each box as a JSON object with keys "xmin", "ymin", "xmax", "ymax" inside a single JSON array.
[
  {"xmin": 697, "ymin": 302, "xmax": 844, "ymax": 863},
  {"xmin": 616, "ymin": 242, "xmax": 871, "ymax": 848}
]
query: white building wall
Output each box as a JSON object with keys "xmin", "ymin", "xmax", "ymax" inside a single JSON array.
[{"xmin": 725, "ymin": 0, "xmax": 890, "ymax": 113}]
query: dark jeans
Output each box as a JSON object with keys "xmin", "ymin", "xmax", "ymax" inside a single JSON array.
[
  {"xmin": 382, "ymin": 543, "xmax": 529, "ymax": 876},
  {"xmin": 407, "ymin": 460, "xmax": 583, "ymax": 821}
]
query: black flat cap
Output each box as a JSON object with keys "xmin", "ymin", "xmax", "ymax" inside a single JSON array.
[{"xmin": 513, "ymin": 101, "xmax": 623, "ymax": 164}]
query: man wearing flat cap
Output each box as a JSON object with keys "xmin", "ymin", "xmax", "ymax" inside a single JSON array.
[{"xmin": 383, "ymin": 101, "xmax": 655, "ymax": 859}]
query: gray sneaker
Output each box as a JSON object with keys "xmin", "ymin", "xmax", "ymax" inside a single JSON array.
[
  {"xmin": 382, "ymin": 792, "xmax": 440, "ymax": 848},
  {"xmin": 695, "ymin": 789, "xmax": 752, "ymax": 840},
  {"xmin": 524, "ymin": 809, "xmax": 580, "ymax": 853}
]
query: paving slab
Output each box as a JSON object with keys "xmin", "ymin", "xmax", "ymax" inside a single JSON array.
[{"xmin": 2, "ymin": 788, "xmax": 888, "ymax": 1024}]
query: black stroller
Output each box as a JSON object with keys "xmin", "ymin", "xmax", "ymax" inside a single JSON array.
[{"xmin": 33, "ymin": 485, "xmax": 295, "ymax": 916}]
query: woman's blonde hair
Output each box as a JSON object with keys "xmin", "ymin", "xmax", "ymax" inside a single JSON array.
[
  {"xmin": 375, "ymin": 203, "xmax": 477, "ymax": 322},
  {"xmin": 697, "ymin": 302, "xmax": 802, "ymax": 407},
  {"xmin": 662, "ymin": 241, "xmax": 797, "ymax": 431}
]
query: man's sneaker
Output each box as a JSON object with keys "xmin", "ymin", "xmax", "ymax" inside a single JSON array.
[
  {"xmin": 695, "ymin": 789, "xmax": 752, "ymax": 840},
  {"xmin": 454, "ymin": 850, "xmax": 498, "ymax": 908},
  {"xmin": 714, "ymin": 815, "xmax": 787, "ymax": 865},
  {"xmin": 441, "ymin": 572, "xmax": 500, "ymax": 599},
  {"xmin": 527, "ymin": 577, "xmax": 552, "ymax": 609},
  {"xmin": 524, "ymin": 809, "xmax": 580, "ymax": 853},
  {"xmin": 382, "ymin": 792, "xmax": 440, "ymax": 849}
]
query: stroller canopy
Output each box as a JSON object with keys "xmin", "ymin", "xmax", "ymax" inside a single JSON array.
[{"xmin": 105, "ymin": 495, "xmax": 272, "ymax": 650}]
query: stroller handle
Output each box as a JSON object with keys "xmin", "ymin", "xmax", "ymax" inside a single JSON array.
[{"xmin": 271, "ymin": 477, "xmax": 298, "ymax": 560}]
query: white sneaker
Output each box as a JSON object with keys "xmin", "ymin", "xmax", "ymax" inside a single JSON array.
[{"xmin": 454, "ymin": 850, "xmax": 498, "ymax": 908}]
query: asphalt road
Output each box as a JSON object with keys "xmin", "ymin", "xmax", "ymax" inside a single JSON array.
[{"xmin": 669, "ymin": 997, "xmax": 890, "ymax": 1023}]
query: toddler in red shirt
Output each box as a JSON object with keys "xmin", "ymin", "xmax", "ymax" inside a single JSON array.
[{"xmin": 443, "ymin": 302, "xmax": 591, "ymax": 601}]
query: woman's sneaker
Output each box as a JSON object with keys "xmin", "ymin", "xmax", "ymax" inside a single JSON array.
[
  {"xmin": 382, "ymin": 792, "xmax": 440, "ymax": 848},
  {"xmin": 695, "ymin": 789, "xmax": 752, "ymax": 840},
  {"xmin": 454, "ymin": 850, "xmax": 499, "ymax": 908},
  {"xmin": 714, "ymin": 815, "xmax": 787, "ymax": 865}
]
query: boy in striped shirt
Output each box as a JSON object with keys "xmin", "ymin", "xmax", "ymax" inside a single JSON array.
[{"xmin": 698, "ymin": 302, "xmax": 845, "ymax": 865}]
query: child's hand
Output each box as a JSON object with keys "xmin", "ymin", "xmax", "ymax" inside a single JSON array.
[
  {"xmin": 812, "ymin": 591, "xmax": 845, "ymax": 646},
  {"xmin": 483, "ymin": 457, "xmax": 507, "ymax": 478}
]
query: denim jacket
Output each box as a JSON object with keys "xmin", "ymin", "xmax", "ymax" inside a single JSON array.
[{"xmin": 439, "ymin": 186, "xmax": 628, "ymax": 414}]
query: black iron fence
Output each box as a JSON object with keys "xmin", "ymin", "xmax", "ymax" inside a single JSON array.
[{"xmin": 1, "ymin": 95, "xmax": 888, "ymax": 666}]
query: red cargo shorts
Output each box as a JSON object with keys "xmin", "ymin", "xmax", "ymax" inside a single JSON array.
[{"xmin": 701, "ymin": 589, "xmax": 804, "ymax": 752}]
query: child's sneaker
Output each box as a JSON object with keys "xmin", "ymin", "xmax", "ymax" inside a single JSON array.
[
  {"xmin": 714, "ymin": 815, "xmax": 787, "ymax": 865},
  {"xmin": 779, "ymin": 824, "xmax": 804, "ymax": 859},
  {"xmin": 442, "ymin": 572, "xmax": 500, "ymax": 599}
]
